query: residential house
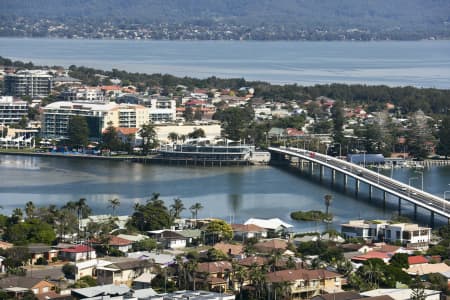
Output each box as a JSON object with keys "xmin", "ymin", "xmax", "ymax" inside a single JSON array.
[
  {"xmin": 244, "ymin": 218, "xmax": 293, "ymax": 236},
  {"xmin": 196, "ymin": 261, "xmax": 233, "ymax": 292},
  {"xmin": 360, "ymin": 288, "xmax": 441, "ymax": 300},
  {"xmin": 147, "ymin": 230, "xmax": 187, "ymax": 249},
  {"xmin": 59, "ymin": 245, "xmax": 97, "ymax": 262},
  {"xmin": 311, "ymin": 291, "xmax": 361, "ymax": 300},
  {"xmin": 408, "ymin": 255, "xmax": 429, "ymax": 266},
  {"xmin": 71, "ymin": 284, "xmax": 130, "ymax": 299},
  {"xmin": 175, "ymin": 229, "xmax": 202, "ymax": 246},
  {"xmin": 350, "ymin": 251, "xmax": 392, "ymax": 264},
  {"xmin": 146, "ymin": 290, "xmax": 234, "ymax": 300},
  {"xmin": 0, "ymin": 276, "xmax": 55, "ymax": 297},
  {"xmin": 384, "ymin": 223, "xmax": 431, "ymax": 250},
  {"xmin": 107, "ymin": 236, "xmax": 134, "ymax": 253},
  {"xmin": 132, "ymin": 273, "xmax": 156, "ymax": 290},
  {"xmin": 28, "ymin": 244, "xmax": 58, "ymax": 265},
  {"xmin": 127, "ymin": 251, "xmax": 175, "ymax": 268},
  {"xmin": 254, "ymin": 239, "xmax": 289, "ymax": 254},
  {"xmin": 266, "ymin": 269, "xmax": 342, "ymax": 299},
  {"xmin": 231, "ymin": 224, "xmax": 267, "ymax": 241},
  {"xmin": 340, "ymin": 220, "xmax": 387, "ymax": 241},
  {"xmin": 406, "ymin": 262, "xmax": 450, "ymax": 276},
  {"xmin": 73, "ymin": 259, "xmax": 112, "ymax": 280},
  {"xmin": 96, "ymin": 258, "xmax": 153, "ymax": 286},
  {"xmin": 213, "ymin": 242, "xmax": 244, "ymax": 259}
]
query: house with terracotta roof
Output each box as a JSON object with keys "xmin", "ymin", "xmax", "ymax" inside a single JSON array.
[
  {"xmin": 107, "ymin": 236, "xmax": 134, "ymax": 253},
  {"xmin": 266, "ymin": 269, "xmax": 342, "ymax": 299},
  {"xmin": 59, "ymin": 245, "xmax": 96, "ymax": 262},
  {"xmin": 213, "ymin": 242, "xmax": 244, "ymax": 258},
  {"xmin": 254, "ymin": 239, "xmax": 289, "ymax": 254},
  {"xmin": 408, "ymin": 255, "xmax": 428, "ymax": 266},
  {"xmin": 196, "ymin": 261, "xmax": 233, "ymax": 292},
  {"xmin": 406, "ymin": 262, "xmax": 450, "ymax": 276},
  {"xmin": 231, "ymin": 224, "xmax": 267, "ymax": 241},
  {"xmin": 350, "ymin": 251, "xmax": 391, "ymax": 264}
]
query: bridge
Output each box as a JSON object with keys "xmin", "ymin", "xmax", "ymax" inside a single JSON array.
[{"xmin": 268, "ymin": 146, "xmax": 450, "ymax": 224}]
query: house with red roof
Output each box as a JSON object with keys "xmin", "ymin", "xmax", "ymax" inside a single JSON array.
[
  {"xmin": 107, "ymin": 236, "xmax": 134, "ymax": 253},
  {"xmin": 231, "ymin": 224, "xmax": 267, "ymax": 240},
  {"xmin": 408, "ymin": 255, "xmax": 428, "ymax": 266},
  {"xmin": 60, "ymin": 245, "xmax": 96, "ymax": 262},
  {"xmin": 351, "ymin": 251, "xmax": 391, "ymax": 264}
]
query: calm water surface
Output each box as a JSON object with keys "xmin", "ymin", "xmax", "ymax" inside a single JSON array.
[
  {"xmin": 1, "ymin": 155, "xmax": 449, "ymax": 231},
  {"xmin": 0, "ymin": 39, "xmax": 450, "ymax": 88}
]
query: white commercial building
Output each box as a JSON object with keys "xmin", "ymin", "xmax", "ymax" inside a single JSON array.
[
  {"xmin": 41, "ymin": 101, "xmax": 149, "ymax": 139},
  {"xmin": 0, "ymin": 96, "xmax": 28, "ymax": 125},
  {"xmin": 148, "ymin": 98, "xmax": 176, "ymax": 122}
]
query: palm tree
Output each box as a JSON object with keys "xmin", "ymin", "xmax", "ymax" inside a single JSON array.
[
  {"xmin": 170, "ymin": 198, "xmax": 185, "ymax": 219},
  {"xmin": 75, "ymin": 198, "xmax": 91, "ymax": 242},
  {"xmin": 234, "ymin": 264, "xmax": 248, "ymax": 299},
  {"xmin": 12, "ymin": 208, "xmax": 23, "ymax": 222},
  {"xmin": 25, "ymin": 201, "xmax": 35, "ymax": 219},
  {"xmin": 168, "ymin": 132, "xmax": 179, "ymax": 143},
  {"xmin": 190, "ymin": 202, "xmax": 203, "ymax": 220},
  {"xmin": 108, "ymin": 198, "xmax": 120, "ymax": 216},
  {"xmin": 324, "ymin": 194, "xmax": 333, "ymax": 216}
]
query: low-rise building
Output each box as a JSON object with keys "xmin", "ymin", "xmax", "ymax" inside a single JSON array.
[
  {"xmin": 266, "ymin": 269, "xmax": 342, "ymax": 299},
  {"xmin": 59, "ymin": 245, "xmax": 97, "ymax": 262},
  {"xmin": 96, "ymin": 259, "xmax": 153, "ymax": 286},
  {"xmin": 0, "ymin": 276, "xmax": 55, "ymax": 297},
  {"xmin": 231, "ymin": 224, "xmax": 268, "ymax": 241},
  {"xmin": 244, "ymin": 218, "xmax": 293, "ymax": 235},
  {"xmin": 0, "ymin": 96, "xmax": 28, "ymax": 125}
]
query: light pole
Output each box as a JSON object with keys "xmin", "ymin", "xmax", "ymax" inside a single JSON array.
[
  {"xmin": 444, "ymin": 191, "xmax": 450, "ymax": 212},
  {"xmin": 361, "ymin": 150, "xmax": 367, "ymax": 168},
  {"xmin": 409, "ymin": 177, "xmax": 418, "ymax": 197},
  {"xmin": 335, "ymin": 143, "xmax": 342, "ymax": 158},
  {"xmin": 414, "ymin": 171, "xmax": 424, "ymax": 190}
]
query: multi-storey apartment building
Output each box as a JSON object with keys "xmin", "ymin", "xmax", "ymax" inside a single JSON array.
[
  {"xmin": 341, "ymin": 220, "xmax": 431, "ymax": 248},
  {"xmin": 41, "ymin": 101, "xmax": 149, "ymax": 139},
  {"xmin": 0, "ymin": 96, "xmax": 28, "ymax": 125},
  {"xmin": 3, "ymin": 70, "xmax": 53, "ymax": 98},
  {"xmin": 147, "ymin": 98, "xmax": 176, "ymax": 122}
]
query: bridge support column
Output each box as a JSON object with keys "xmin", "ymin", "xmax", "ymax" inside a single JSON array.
[
  {"xmin": 398, "ymin": 198, "xmax": 402, "ymax": 215},
  {"xmin": 343, "ymin": 175, "xmax": 348, "ymax": 189},
  {"xmin": 430, "ymin": 212, "xmax": 435, "ymax": 227},
  {"xmin": 331, "ymin": 169, "xmax": 336, "ymax": 185},
  {"xmin": 309, "ymin": 162, "xmax": 314, "ymax": 176},
  {"xmin": 355, "ymin": 179, "xmax": 360, "ymax": 196},
  {"xmin": 383, "ymin": 191, "xmax": 387, "ymax": 208},
  {"xmin": 369, "ymin": 185, "xmax": 372, "ymax": 200},
  {"xmin": 414, "ymin": 204, "xmax": 418, "ymax": 220}
]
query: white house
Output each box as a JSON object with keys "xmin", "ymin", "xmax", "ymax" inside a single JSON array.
[{"xmin": 244, "ymin": 218, "xmax": 293, "ymax": 234}]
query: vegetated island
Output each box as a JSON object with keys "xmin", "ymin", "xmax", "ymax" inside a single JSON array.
[{"xmin": 290, "ymin": 210, "xmax": 332, "ymax": 222}]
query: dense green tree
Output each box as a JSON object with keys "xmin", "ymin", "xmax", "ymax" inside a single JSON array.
[
  {"xmin": 129, "ymin": 197, "xmax": 172, "ymax": 231},
  {"xmin": 331, "ymin": 100, "xmax": 345, "ymax": 143},
  {"xmin": 132, "ymin": 238, "xmax": 158, "ymax": 251},
  {"xmin": 213, "ymin": 107, "xmax": 254, "ymax": 141},
  {"xmin": 183, "ymin": 106, "xmax": 194, "ymax": 122},
  {"xmin": 187, "ymin": 128, "xmax": 206, "ymax": 139},
  {"xmin": 67, "ymin": 115, "xmax": 89, "ymax": 147},
  {"xmin": 390, "ymin": 253, "xmax": 409, "ymax": 269},
  {"xmin": 140, "ymin": 123, "xmax": 158, "ymax": 155},
  {"xmin": 204, "ymin": 219, "xmax": 233, "ymax": 244},
  {"xmin": 102, "ymin": 122, "xmax": 122, "ymax": 151},
  {"xmin": 5, "ymin": 219, "xmax": 56, "ymax": 245},
  {"xmin": 62, "ymin": 263, "xmax": 76, "ymax": 279}
]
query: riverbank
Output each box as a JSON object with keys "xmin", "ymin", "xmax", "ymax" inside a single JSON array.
[{"xmin": 0, "ymin": 149, "xmax": 136, "ymax": 161}]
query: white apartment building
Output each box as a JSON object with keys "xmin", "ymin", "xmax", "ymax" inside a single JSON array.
[
  {"xmin": 148, "ymin": 98, "xmax": 176, "ymax": 122},
  {"xmin": 4, "ymin": 70, "xmax": 53, "ymax": 98},
  {"xmin": 341, "ymin": 220, "xmax": 431, "ymax": 247},
  {"xmin": 41, "ymin": 101, "xmax": 149, "ymax": 139},
  {"xmin": 0, "ymin": 96, "xmax": 28, "ymax": 125},
  {"xmin": 60, "ymin": 87, "xmax": 106, "ymax": 102}
]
